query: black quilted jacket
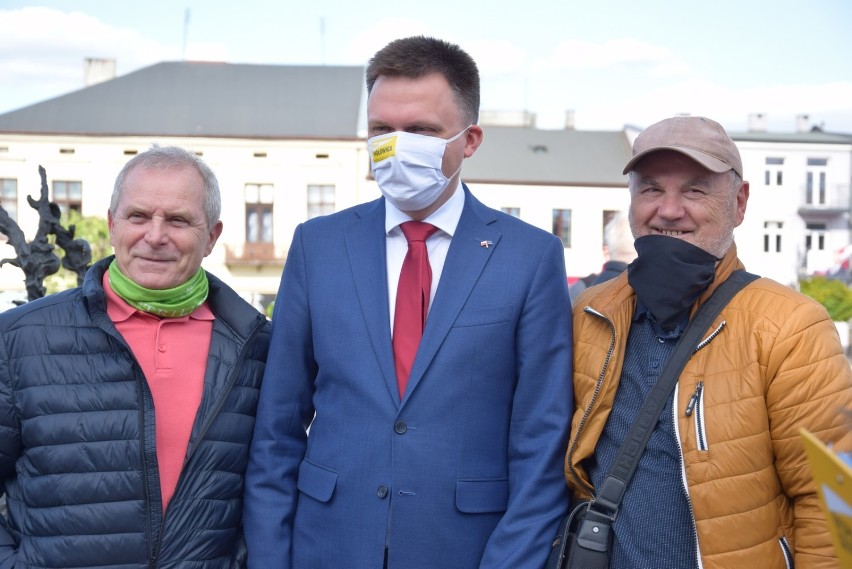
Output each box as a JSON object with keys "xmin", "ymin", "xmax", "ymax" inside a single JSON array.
[{"xmin": 0, "ymin": 257, "xmax": 270, "ymax": 568}]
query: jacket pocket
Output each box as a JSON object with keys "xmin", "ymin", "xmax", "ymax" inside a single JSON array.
[
  {"xmin": 456, "ymin": 478, "xmax": 509, "ymax": 513},
  {"xmin": 685, "ymin": 381, "xmax": 708, "ymax": 451},
  {"xmin": 453, "ymin": 305, "xmax": 512, "ymax": 328},
  {"xmin": 779, "ymin": 536, "xmax": 794, "ymax": 569},
  {"xmin": 297, "ymin": 458, "xmax": 339, "ymax": 503}
]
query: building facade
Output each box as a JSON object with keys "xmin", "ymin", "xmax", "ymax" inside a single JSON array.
[{"xmin": 1, "ymin": 63, "xmax": 850, "ymax": 309}]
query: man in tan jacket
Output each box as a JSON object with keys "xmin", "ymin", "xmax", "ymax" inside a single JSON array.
[{"xmin": 567, "ymin": 116, "xmax": 852, "ymax": 568}]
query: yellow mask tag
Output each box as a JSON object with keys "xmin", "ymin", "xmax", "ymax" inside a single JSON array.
[{"xmin": 371, "ymin": 135, "xmax": 397, "ymax": 163}]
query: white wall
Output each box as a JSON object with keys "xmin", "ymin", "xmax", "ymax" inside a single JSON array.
[
  {"xmin": 470, "ymin": 182, "xmax": 630, "ymax": 278},
  {"xmin": 0, "ymin": 135, "xmax": 369, "ymax": 299},
  {"xmin": 736, "ymin": 140, "xmax": 852, "ymax": 286},
  {"xmin": 1, "ymin": 132, "xmax": 849, "ymax": 302}
]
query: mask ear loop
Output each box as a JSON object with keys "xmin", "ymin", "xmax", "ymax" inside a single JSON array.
[
  {"xmin": 445, "ymin": 125, "xmax": 475, "ymax": 171},
  {"xmin": 444, "ymin": 124, "xmax": 473, "ymax": 144},
  {"xmin": 441, "ymin": 125, "xmax": 474, "ymax": 183},
  {"xmin": 443, "ymin": 161, "xmax": 464, "ymax": 184}
]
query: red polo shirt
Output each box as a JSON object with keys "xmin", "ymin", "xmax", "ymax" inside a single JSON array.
[{"xmin": 104, "ymin": 272, "xmax": 214, "ymax": 512}]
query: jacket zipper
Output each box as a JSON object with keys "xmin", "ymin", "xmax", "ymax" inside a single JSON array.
[
  {"xmin": 672, "ymin": 384, "xmax": 704, "ymax": 569},
  {"xmin": 115, "ymin": 306, "xmax": 266, "ymax": 567},
  {"xmin": 158, "ymin": 314, "xmax": 267, "ymax": 552},
  {"xmin": 566, "ymin": 307, "xmax": 616, "ymax": 499},
  {"xmin": 130, "ymin": 361, "xmax": 159, "ymax": 569},
  {"xmin": 779, "ymin": 536, "xmax": 794, "ymax": 569},
  {"xmin": 671, "ymin": 320, "xmax": 724, "ymax": 569},
  {"xmin": 695, "ymin": 321, "xmax": 725, "ymax": 352},
  {"xmin": 100, "ymin": 316, "xmax": 160, "ymax": 568},
  {"xmin": 185, "ymin": 315, "xmax": 266, "ymax": 459},
  {"xmin": 685, "ymin": 381, "xmax": 708, "ymax": 451}
]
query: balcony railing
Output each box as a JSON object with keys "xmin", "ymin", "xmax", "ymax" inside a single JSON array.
[
  {"xmin": 224, "ymin": 242, "xmax": 285, "ymax": 267},
  {"xmin": 798, "ymin": 182, "xmax": 851, "ymax": 218}
]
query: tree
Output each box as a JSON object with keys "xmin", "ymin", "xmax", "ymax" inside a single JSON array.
[
  {"xmin": 45, "ymin": 211, "xmax": 111, "ymax": 294},
  {"xmin": 800, "ymin": 276, "xmax": 852, "ymax": 322}
]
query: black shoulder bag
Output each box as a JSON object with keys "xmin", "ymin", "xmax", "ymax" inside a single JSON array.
[{"xmin": 547, "ymin": 270, "xmax": 759, "ymax": 569}]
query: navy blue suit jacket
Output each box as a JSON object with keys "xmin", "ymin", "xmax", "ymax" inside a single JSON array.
[{"xmin": 244, "ymin": 186, "xmax": 573, "ymax": 568}]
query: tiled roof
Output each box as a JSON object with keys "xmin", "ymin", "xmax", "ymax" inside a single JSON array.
[{"xmin": 0, "ymin": 61, "xmax": 365, "ymax": 139}]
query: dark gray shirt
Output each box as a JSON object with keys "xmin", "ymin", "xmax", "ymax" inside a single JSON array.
[{"xmin": 586, "ymin": 307, "xmax": 697, "ymax": 568}]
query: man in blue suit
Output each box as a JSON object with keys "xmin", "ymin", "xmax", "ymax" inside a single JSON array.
[{"xmin": 244, "ymin": 36, "xmax": 573, "ymax": 569}]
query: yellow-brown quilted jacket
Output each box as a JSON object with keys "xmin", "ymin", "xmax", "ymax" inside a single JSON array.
[{"xmin": 566, "ymin": 244, "xmax": 852, "ymax": 569}]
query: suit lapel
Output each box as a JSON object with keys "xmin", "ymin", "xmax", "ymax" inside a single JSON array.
[
  {"xmin": 344, "ymin": 199, "xmax": 400, "ymax": 405},
  {"xmin": 402, "ymin": 187, "xmax": 500, "ymax": 405}
]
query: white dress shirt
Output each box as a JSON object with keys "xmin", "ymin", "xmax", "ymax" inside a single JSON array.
[{"xmin": 385, "ymin": 183, "xmax": 465, "ymax": 332}]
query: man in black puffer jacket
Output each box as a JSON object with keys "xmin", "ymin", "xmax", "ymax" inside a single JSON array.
[{"xmin": 0, "ymin": 146, "xmax": 270, "ymax": 568}]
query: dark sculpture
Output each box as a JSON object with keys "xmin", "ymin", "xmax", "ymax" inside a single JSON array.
[{"xmin": 0, "ymin": 166, "xmax": 92, "ymax": 302}]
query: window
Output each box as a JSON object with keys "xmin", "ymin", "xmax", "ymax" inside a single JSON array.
[
  {"xmin": 763, "ymin": 221, "xmax": 783, "ymax": 253},
  {"xmin": 245, "ymin": 183, "xmax": 274, "ymax": 243},
  {"xmin": 764, "ymin": 157, "xmax": 784, "ymax": 186},
  {"xmin": 0, "ymin": 178, "xmax": 17, "ymax": 221},
  {"xmin": 52, "ymin": 180, "xmax": 82, "ymax": 214},
  {"xmin": 552, "ymin": 209, "xmax": 571, "ymax": 247},
  {"xmin": 501, "ymin": 207, "xmax": 520, "ymax": 218},
  {"xmin": 806, "ymin": 158, "xmax": 828, "ymax": 205},
  {"xmin": 307, "ymin": 184, "xmax": 335, "ymax": 219},
  {"xmin": 805, "ymin": 222, "xmax": 827, "ymax": 252}
]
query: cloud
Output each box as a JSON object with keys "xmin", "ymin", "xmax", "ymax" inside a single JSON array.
[
  {"xmin": 340, "ymin": 23, "xmax": 526, "ymax": 78},
  {"xmin": 2, "ymin": 7, "xmax": 850, "ymax": 136},
  {"xmin": 341, "ymin": 18, "xmax": 434, "ymax": 66},
  {"xmin": 539, "ymin": 38, "xmax": 685, "ymax": 73},
  {"xmin": 0, "ymin": 6, "xmax": 243, "ymax": 111},
  {"xmin": 0, "ymin": 7, "xmax": 173, "ymax": 73},
  {"xmin": 0, "ymin": 7, "xmax": 175, "ymax": 111},
  {"xmin": 481, "ymin": 34, "xmax": 852, "ymax": 133},
  {"xmin": 533, "ymin": 78, "xmax": 852, "ymax": 133},
  {"xmin": 466, "ymin": 40, "xmax": 526, "ymax": 76}
]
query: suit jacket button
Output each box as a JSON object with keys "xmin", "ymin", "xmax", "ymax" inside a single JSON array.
[
  {"xmin": 377, "ymin": 485, "xmax": 389, "ymax": 499},
  {"xmin": 394, "ymin": 421, "xmax": 407, "ymax": 434}
]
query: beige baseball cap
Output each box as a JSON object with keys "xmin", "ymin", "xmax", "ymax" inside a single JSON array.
[{"xmin": 623, "ymin": 116, "xmax": 743, "ymax": 178}]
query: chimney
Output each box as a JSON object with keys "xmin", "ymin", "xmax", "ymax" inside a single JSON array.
[
  {"xmin": 796, "ymin": 114, "xmax": 811, "ymax": 133},
  {"xmin": 84, "ymin": 58, "xmax": 116, "ymax": 86},
  {"xmin": 564, "ymin": 110, "xmax": 576, "ymax": 130},
  {"xmin": 747, "ymin": 113, "xmax": 767, "ymax": 132}
]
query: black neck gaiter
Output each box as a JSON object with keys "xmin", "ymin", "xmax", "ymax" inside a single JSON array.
[{"xmin": 627, "ymin": 235, "xmax": 719, "ymax": 332}]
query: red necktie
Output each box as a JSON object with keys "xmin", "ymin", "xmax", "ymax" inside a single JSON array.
[{"xmin": 393, "ymin": 221, "xmax": 438, "ymax": 398}]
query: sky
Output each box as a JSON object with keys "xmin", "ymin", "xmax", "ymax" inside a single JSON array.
[{"xmin": 1, "ymin": 0, "xmax": 851, "ymax": 134}]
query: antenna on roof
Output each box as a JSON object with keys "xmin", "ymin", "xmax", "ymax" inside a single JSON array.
[
  {"xmin": 320, "ymin": 16, "xmax": 326, "ymax": 65},
  {"xmin": 183, "ymin": 8, "xmax": 191, "ymax": 60}
]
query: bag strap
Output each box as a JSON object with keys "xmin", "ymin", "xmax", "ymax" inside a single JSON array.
[{"xmin": 590, "ymin": 269, "xmax": 760, "ymax": 518}]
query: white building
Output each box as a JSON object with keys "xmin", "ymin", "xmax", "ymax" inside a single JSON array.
[
  {"xmin": 1, "ymin": 61, "xmax": 850, "ymax": 308},
  {"xmin": 732, "ymin": 114, "xmax": 852, "ymax": 286},
  {"xmin": 0, "ymin": 61, "xmax": 372, "ymax": 308}
]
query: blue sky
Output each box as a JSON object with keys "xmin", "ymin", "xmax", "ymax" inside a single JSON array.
[{"xmin": 1, "ymin": 0, "xmax": 851, "ymax": 133}]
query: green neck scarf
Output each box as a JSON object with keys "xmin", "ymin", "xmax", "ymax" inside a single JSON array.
[{"xmin": 108, "ymin": 260, "xmax": 209, "ymax": 318}]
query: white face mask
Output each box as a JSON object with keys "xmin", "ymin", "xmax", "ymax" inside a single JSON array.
[{"xmin": 368, "ymin": 127, "xmax": 470, "ymax": 212}]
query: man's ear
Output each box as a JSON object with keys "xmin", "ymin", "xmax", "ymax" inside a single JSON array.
[
  {"xmin": 735, "ymin": 180, "xmax": 749, "ymax": 227},
  {"xmin": 204, "ymin": 220, "xmax": 224, "ymax": 256},
  {"xmin": 463, "ymin": 125, "xmax": 484, "ymax": 158}
]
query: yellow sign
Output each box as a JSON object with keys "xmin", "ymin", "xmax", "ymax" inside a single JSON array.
[
  {"xmin": 371, "ymin": 135, "xmax": 397, "ymax": 163},
  {"xmin": 801, "ymin": 428, "xmax": 852, "ymax": 565}
]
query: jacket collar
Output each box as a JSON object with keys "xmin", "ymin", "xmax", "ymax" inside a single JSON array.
[
  {"xmin": 687, "ymin": 243, "xmax": 746, "ymax": 318},
  {"xmin": 581, "ymin": 242, "xmax": 745, "ymax": 320}
]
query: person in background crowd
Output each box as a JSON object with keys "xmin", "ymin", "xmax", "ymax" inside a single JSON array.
[
  {"xmin": 0, "ymin": 146, "xmax": 270, "ymax": 568},
  {"xmin": 569, "ymin": 210, "xmax": 637, "ymax": 304},
  {"xmin": 244, "ymin": 36, "xmax": 572, "ymax": 569},
  {"xmin": 567, "ymin": 116, "xmax": 852, "ymax": 569}
]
